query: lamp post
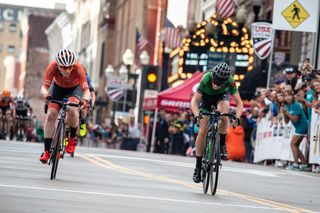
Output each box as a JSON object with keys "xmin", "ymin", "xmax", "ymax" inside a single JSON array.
[
  {"xmin": 119, "ymin": 65, "xmax": 128, "ymax": 112},
  {"xmin": 252, "ymin": 0, "xmax": 262, "ymax": 22},
  {"xmin": 122, "ymin": 49, "xmax": 134, "ymax": 80},
  {"xmin": 105, "ymin": 64, "xmax": 116, "ymax": 122}
]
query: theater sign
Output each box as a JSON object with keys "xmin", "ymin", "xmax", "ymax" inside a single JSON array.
[{"xmin": 169, "ymin": 15, "xmax": 254, "ymax": 86}]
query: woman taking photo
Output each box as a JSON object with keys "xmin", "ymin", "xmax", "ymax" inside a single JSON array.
[{"xmin": 281, "ymin": 90, "xmax": 309, "ymax": 170}]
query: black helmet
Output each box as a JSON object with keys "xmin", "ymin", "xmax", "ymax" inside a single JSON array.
[{"xmin": 211, "ymin": 63, "xmax": 231, "ymax": 86}]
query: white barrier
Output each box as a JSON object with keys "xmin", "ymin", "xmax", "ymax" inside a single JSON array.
[
  {"xmin": 309, "ymin": 110, "xmax": 320, "ymax": 164},
  {"xmin": 253, "ymin": 113, "xmax": 310, "ymax": 163}
]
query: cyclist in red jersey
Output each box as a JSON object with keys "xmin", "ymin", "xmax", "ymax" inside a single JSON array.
[
  {"xmin": 0, "ymin": 90, "xmax": 15, "ymax": 138},
  {"xmin": 39, "ymin": 49, "xmax": 90, "ymax": 163}
]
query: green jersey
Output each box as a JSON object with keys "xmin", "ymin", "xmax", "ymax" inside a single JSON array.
[{"xmin": 197, "ymin": 72, "xmax": 238, "ymax": 96}]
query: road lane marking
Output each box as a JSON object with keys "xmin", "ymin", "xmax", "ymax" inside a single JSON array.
[
  {"xmin": 78, "ymin": 153, "xmax": 315, "ymax": 213},
  {"xmin": 0, "ymin": 184, "xmax": 293, "ymax": 212},
  {"xmin": 86, "ymin": 153, "xmax": 319, "ymax": 178}
]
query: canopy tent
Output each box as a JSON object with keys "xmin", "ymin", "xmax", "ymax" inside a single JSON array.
[{"xmin": 143, "ymin": 71, "xmax": 248, "ymax": 112}]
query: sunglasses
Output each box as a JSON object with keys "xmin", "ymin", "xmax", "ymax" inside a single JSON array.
[{"xmin": 58, "ymin": 65, "xmax": 73, "ymax": 71}]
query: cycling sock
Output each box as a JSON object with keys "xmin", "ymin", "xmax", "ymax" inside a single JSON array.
[
  {"xmin": 70, "ymin": 127, "xmax": 76, "ymax": 138},
  {"xmin": 220, "ymin": 133, "xmax": 226, "ymax": 152},
  {"xmin": 44, "ymin": 138, "xmax": 52, "ymax": 152},
  {"xmin": 196, "ymin": 156, "xmax": 202, "ymax": 169}
]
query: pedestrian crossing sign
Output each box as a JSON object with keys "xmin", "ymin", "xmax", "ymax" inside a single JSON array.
[{"xmin": 281, "ymin": 0, "xmax": 309, "ymax": 28}]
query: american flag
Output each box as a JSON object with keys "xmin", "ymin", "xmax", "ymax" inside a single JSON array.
[
  {"xmin": 164, "ymin": 18, "xmax": 182, "ymax": 50},
  {"xmin": 215, "ymin": 0, "xmax": 236, "ymax": 19},
  {"xmin": 135, "ymin": 29, "xmax": 149, "ymax": 67}
]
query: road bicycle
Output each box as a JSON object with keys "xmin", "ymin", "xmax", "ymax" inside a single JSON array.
[
  {"xmin": 45, "ymin": 98, "xmax": 81, "ymax": 180},
  {"xmin": 15, "ymin": 115, "xmax": 30, "ymax": 141},
  {"xmin": 201, "ymin": 109, "xmax": 236, "ymax": 196}
]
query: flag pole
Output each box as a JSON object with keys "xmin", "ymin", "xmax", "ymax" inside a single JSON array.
[{"xmin": 266, "ymin": 30, "xmax": 275, "ymax": 89}]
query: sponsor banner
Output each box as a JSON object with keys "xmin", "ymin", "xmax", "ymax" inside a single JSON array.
[
  {"xmin": 143, "ymin": 97, "xmax": 157, "ymax": 110},
  {"xmin": 309, "ymin": 110, "xmax": 320, "ymax": 164},
  {"xmin": 254, "ymin": 113, "xmax": 309, "ymax": 163},
  {"xmin": 159, "ymin": 99, "xmax": 190, "ymax": 109},
  {"xmin": 251, "ymin": 22, "xmax": 273, "ymax": 60},
  {"xmin": 273, "ymin": 0, "xmax": 319, "ymax": 32}
]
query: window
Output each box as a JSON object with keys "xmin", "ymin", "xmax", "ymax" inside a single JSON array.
[
  {"xmin": 10, "ymin": 23, "xmax": 17, "ymax": 32},
  {"xmin": 8, "ymin": 45, "xmax": 15, "ymax": 53},
  {"xmin": 0, "ymin": 22, "xmax": 4, "ymax": 31}
]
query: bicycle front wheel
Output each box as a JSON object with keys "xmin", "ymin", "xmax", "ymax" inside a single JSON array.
[
  {"xmin": 210, "ymin": 134, "xmax": 221, "ymax": 196},
  {"xmin": 50, "ymin": 120, "xmax": 64, "ymax": 180}
]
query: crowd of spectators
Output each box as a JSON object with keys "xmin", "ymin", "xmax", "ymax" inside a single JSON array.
[{"xmin": 245, "ymin": 58, "xmax": 320, "ymax": 171}]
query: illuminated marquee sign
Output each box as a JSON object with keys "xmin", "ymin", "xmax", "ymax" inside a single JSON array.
[
  {"xmin": 183, "ymin": 48, "xmax": 250, "ymax": 75},
  {"xmin": 173, "ymin": 15, "xmax": 254, "ymax": 84}
]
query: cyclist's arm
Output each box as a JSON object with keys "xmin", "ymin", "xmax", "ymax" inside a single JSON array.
[
  {"xmin": 90, "ymin": 91, "xmax": 96, "ymax": 106},
  {"xmin": 232, "ymin": 92, "xmax": 243, "ymax": 119},
  {"xmin": 191, "ymin": 91, "xmax": 202, "ymax": 117},
  {"xmin": 78, "ymin": 66, "xmax": 91, "ymax": 101},
  {"xmin": 41, "ymin": 62, "xmax": 55, "ymax": 96}
]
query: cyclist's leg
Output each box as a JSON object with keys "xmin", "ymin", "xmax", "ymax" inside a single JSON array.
[
  {"xmin": 5, "ymin": 109, "xmax": 12, "ymax": 137},
  {"xmin": 40, "ymin": 82, "xmax": 62, "ymax": 163},
  {"xmin": 0, "ymin": 108, "xmax": 3, "ymax": 131},
  {"xmin": 79, "ymin": 107, "xmax": 87, "ymax": 137},
  {"xmin": 193, "ymin": 115, "xmax": 209, "ymax": 183},
  {"xmin": 217, "ymin": 94, "xmax": 230, "ymax": 159},
  {"xmin": 65, "ymin": 86, "xmax": 82, "ymax": 154}
]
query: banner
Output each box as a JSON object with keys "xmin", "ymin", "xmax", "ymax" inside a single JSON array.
[
  {"xmin": 309, "ymin": 110, "xmax": 320, "ymax": 164},
  {"xmin": 254, "ymin": 114, "xmax": 309, "ymax": 163},
  {"xmin": 251, "ymin": 22, "xmax": 273, "ymax": 60},
  {"xmin": 273, "ymin": 0, "xmax": 320, "ymax": 32}
]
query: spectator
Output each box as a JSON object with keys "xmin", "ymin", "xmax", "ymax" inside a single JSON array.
[
  {"xmin": 127, "ymin": 117, "xmax": 141, "ymax": 150},
  {"xmin": 155, "ymin": 108, "xmax": 170, "ymax": 154},
  {"xmin": 281, "ymin": 90, "xmax": 309, "ymax": 170},
  {"xmin": 284, "ymin": 67, "xmax": 298, "ymax": 92}
]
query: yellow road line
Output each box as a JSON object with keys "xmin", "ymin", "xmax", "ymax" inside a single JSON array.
[{"xmin": 77, "ymin": 153, "xmax": 315, "ymax": 213}]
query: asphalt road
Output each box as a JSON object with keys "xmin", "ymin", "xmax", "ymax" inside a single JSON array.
[{"xmin": 0, "ymin": 140, "xmax": 319, "ymax": 213}]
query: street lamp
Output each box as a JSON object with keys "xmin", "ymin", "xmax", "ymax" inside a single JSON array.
[
  {"xmin": 105, "ymin": 64, "xmax": 116, "ymax": 122},
  {"xmin": 122, "ymin": 49, "xmax": 134, "ymax": 79},
  {"xmin": 118, "ymin": 65, "xmax": 128, "ymax": 112},
  {"xmin": 140, "ymin": 50, "xmax": 150, "ymax": 65},
  {"xmin": 105, "ymin": 64, "xmax": 114, "ymax": 75},
  {"xmin": 119, "ymin": 65, "xmax": 128, "ymax": 80},
  {"xmin": 252, "ymin": 0, "xmax": 262, "ymax": 22}
]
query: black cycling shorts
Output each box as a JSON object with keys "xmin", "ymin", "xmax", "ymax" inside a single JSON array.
[
  {"xmin": 49, "ymin": 82, "xmax": 83, "ymax": 110},
  {"xmin": 200, "ymin": 93, "xmax": 229, "ymax": 113}
]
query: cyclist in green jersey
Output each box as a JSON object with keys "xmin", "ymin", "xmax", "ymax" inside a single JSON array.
[{"xmin": 191, "ymin": 63, "xmax": 243, "ymax": 183}]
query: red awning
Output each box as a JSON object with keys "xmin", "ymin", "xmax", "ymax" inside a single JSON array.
[{"xmin": 143, "ymin": 71, "xmax": 250, "ymax": 112}]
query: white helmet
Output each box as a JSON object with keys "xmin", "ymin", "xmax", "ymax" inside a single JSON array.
[{"xmin": 55, "ymin": 48, "xmax": 76, "ymax": 67}]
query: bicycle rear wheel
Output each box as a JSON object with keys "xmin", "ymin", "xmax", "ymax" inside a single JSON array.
[{"xmin": 210, "ymin": 133, "xmax": 220, "ymax": 195}]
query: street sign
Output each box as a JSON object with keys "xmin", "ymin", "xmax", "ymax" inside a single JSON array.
[
  {"xmin": 251, "ymin": 22, "xmax": 273, "ymax": 60},
  {"xmin": 273, "ymin": 0, "xmax": 319, "ymax": 32},
  {"xmin": 281, "ymin": 0, "xmax": 309, "ymax": 29}
]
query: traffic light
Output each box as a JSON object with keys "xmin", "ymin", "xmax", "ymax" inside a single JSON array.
[{"xmin": 142, "ymin": 65, "xmax": 159, "ymax": 90}]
